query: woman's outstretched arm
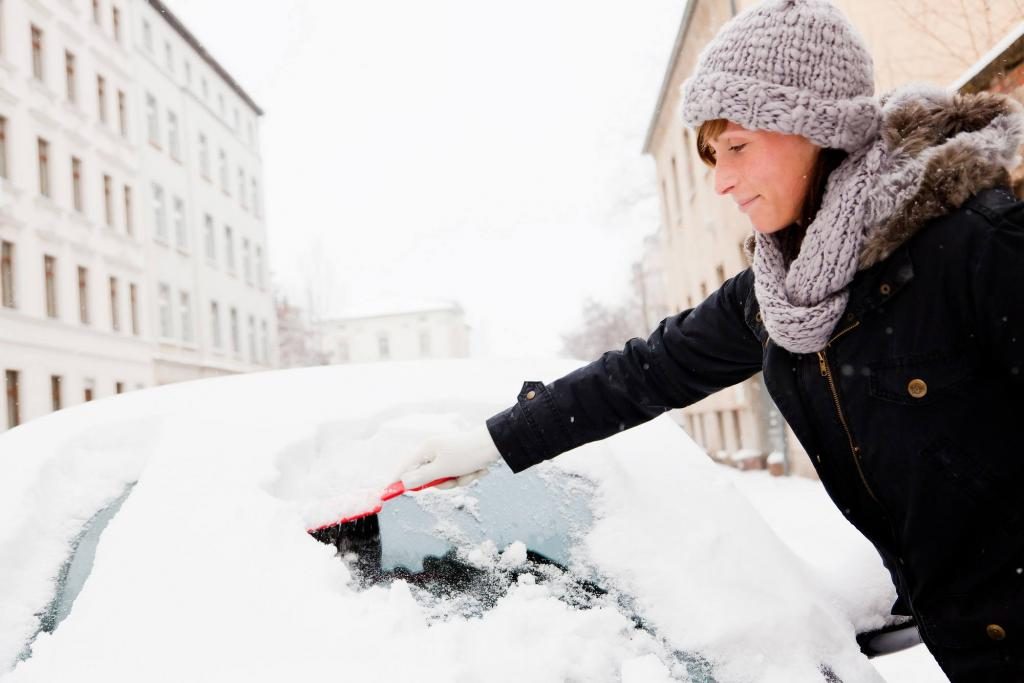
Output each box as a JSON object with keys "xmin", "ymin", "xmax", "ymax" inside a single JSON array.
[{"xmin": 487, "ymin": 267, "xmax": 764, "ymax": 473}]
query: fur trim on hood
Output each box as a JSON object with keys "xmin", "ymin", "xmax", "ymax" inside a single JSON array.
[{"xmin": 742, "ymin": 86, "xmax": 1024, "ymax": 269}]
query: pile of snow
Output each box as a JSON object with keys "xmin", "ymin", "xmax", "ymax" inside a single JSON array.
[{"xmin": 0, "ymin": 359, "xmax": 902, "ymax": 682}]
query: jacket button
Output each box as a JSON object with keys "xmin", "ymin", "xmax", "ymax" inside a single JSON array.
[
  {"xmin": 907, "ymin": 379, "xmax": 928, "ymax": 398},
  {"xmin": 879, "ymin": 283, "xmax": 892, "ymax": 295},
  {"xmin": 987, "ymin": 624, "xmax": 1007, "ymax": 641},
  {"xmin": 525, "ymin": 390, "xmax": 536, "ymax": 400}
]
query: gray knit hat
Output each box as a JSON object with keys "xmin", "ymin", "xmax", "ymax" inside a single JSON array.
[{"xmin": 680, "ymin": 0, "xmax": 880, "ymax": 152}]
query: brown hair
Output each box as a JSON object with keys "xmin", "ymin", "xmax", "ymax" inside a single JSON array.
[{"xmin": 695, "ymin": 119, "xmax": 847, "ymax": 263}]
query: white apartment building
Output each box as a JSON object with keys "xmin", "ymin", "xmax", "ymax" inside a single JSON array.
[
  {"xmin": 133, "ymin": 0, "xmax": 274, "ymax": 384},
  {"xmin": 0, "ymin": 0, "xmax": 275, "ymax": 433},
  {"xmin": 318, "ymin": 301, "xmax": 470, "ymax": 365}
]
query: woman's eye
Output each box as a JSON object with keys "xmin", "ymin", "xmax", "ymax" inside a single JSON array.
[{"xmin": 728, "ymin": 143, "xmax": 746, "ymax": 153}]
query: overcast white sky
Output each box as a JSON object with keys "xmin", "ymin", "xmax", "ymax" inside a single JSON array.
[{"xmin": 162, "ymin": 0, "xmax": 686, "ymax": 358}]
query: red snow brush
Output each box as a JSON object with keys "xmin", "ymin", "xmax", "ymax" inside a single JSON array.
[{"xmin": 307, "ymin": 476, "xmax": 455, "ymax": 536}]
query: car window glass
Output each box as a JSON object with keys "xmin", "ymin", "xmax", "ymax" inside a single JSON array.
[{"xmin": 19, "ymin": 483, "xmax": 136, "ymax": 663}]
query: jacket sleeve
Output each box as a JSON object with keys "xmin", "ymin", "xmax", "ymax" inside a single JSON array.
[
  {"xmin": 967, "ymin": 188, "xmax": 1024, "ymax": 385},
  {"xmin": 486, "ymin": 267, "xmax": 764, "ymax": 473}
]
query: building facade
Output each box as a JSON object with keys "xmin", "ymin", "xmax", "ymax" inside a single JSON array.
[
  {"xmin": 317, "ymin": 301, "xmax": 470, "ymax": 365},
  {"xmin": 0, "ymin": 0, "xmax": 275, "ymax": 433},
  {"xmin": 642, "ymin": 0, "xmax": 1023, "ymax": 475}
]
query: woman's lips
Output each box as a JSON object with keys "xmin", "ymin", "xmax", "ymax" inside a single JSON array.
[{"xmin": 738, "ymin": 195, "xmax": 760, "ymax": 212}]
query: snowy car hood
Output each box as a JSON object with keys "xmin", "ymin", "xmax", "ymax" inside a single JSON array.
[{"xmin": 0, "ymin": 358, "xmax": 897, "ymax": 683}]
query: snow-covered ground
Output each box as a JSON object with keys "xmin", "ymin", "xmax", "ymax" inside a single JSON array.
[{"xmin": 0, "ymin": 359, "xmax": 943, "ymax": 682}]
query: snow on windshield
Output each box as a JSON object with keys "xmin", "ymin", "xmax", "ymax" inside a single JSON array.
[{"xmin": 0, "ymin": 359, "xmax": 896, "ymax": 682}]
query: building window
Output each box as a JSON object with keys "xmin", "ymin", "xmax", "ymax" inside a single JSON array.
[
  {"xmin": 184, "ymin": 60, "xmax": 191, "ymax": 84},
  {"xmin": 115, "ymin": 381, "xmax": 124, "ymax": 394},
  {"xmin": 230, "ymin": 307, "xmax": 240, "ymax": 354},
  {"xmin": 44, "ymin": 254, "xmax": 57, "ymax": 318},
  {"xmin": 109, "ymin": 275, "xmax": 119, "ymax": 331},
  {"xmin": 210, "ymin": 301, "xmax": 221, "ymax": 348},
  {"xmin": 247, "ymin": 120, "xmax": 254, "ymax": 145},
  {"xmin": 242, "ymin": 238, "xmax": 251, "ymax": 284},
  {"xmin": 77, "ymin": 266, "xmax": 89, "ymax": 324},
  {"xmin": 123, "ymin": 185, "xmax": 133, "ymax": 234},
  {"xmin": 670, "ymin": 156, "xmax": 682, "ymax": 217},
  {"xmin": 5, "ymin": 370, "xmax": 19, "ymax": 428},
  {"xmin": 96, "ymin": 74, "xmax": 107, "ymax": 124},
  {"xmin": 0, "ymin": 116, "xmax": 7, "ymax": 179},
  {"xmin": 51, "ymin": 375, "xmax": 62, "ymax": 412},
  {"xmin": 419, "ymin": 330, "xmax": 431, "ymax": 356},
  {"xmin": 117, "ymin": 90, "xmax": 127, "ymax": 137},
  {"xmin": 65, "ymin": 50, "xmax": 76, "ymax": 103},
  {"xmin": 260, "ymin": 320, "xmax": 269, "ymax": 364},
  {"xmin": 83, "ymin": 378, "xmax": 94, "ymax": 402},
  {"xmin": 163, "ymin": 40, "xmax": 172, "ymax": 73},
  {"xmin": 1, "ymin": 241, "xmax": 13, "ymax": 308},
  {"xmin": 71, "ymin": 157, "xmax": 83, "ymax": 212},
  {"xmin": 30, "ymin": 25, "xmax": 43, "ymax": 81},
  {"xmin": 142, "ymin": 19, "xmax": 152, "ymax": 52},
  {"xmin": 204, "ymin": 214, "xmax": 216, "ymax": 262},
  {"xmin": 254, "ymin": 246, "xmax": 263, "ymax": 290},
  {"xmin": 238, "ymin": 168, "xmax": 247, "ymax": 209},
  {"xmin": 224, "ymin": 226, "xmax": 235, "ymax": 271},
  {"xmin": 378, "ymin": 334, "xmax": 390, "ymax": 360},
  {"xmin": 172, "ymin": 196, "xmax": 186, "ymax": 250},
  {"xmin": 247, "ymin": 315, "xmax": 256, "ymax": 362},
  {"xmin": 217, "ymin": 92, "xmax": 224, "ymax": 116},
  {"xmin": 201, "ymin": 77, "xmax": 208, "ymax": 100},
  {"xmin": 146, "ymin": 93, "xmax": 159, "ymax": 145},
  {"xmin": 251, "ymin": 178, "xmax": 261, "ymax": 218},
  {"xmin": 167, "ymin": 110, "xmax": 180, "ymax": 159},
  {"xmin": 179, "ymin": 291, "xmax": 192, "ymax": 342},
  {"xmin": 198, "ymin": 133, "xmax": 210, "ymax": 178},
  {"xmin": 37, "ymin": 138, "xmax": 50, "ymax": 197},
  {"xmin": 92, "ymin": 0, "xmax": 101, "ymax": 25},
  {"xmin": 152, "ymin": 183, "xmax": 167, "ymax": 242},
  {"xmin": 129, "ymin": 282, "xmax": 139, "ymax": 335},
  {"xmin": 218, "ymin": 149, "xmax": 228, "ymax": 193},
  {"xmin": 158, "ymin": 283, "xmax": 172, "ymax": 338},
  {"xmin": 103, "ymin": 174, "xmax": 114, "ymax": 226},
  {"xmin": 111, "ymin": 6, "xmax": 121, "ymax": 42},
  {"xmin": 233, "ymin": 107, "xmax": 239, "ymax": 130}
]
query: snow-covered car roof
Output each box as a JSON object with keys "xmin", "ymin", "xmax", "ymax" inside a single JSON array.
[{"xmin": 0, "ymin": 359, "xmax": 898, "ymax": 682}]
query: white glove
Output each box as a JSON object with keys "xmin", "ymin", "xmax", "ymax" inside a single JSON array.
[{"xmin": 400, "ymin": 425, "xmax": 502, "ymax": 490}]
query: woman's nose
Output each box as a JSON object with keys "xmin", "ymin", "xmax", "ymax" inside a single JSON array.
[{"xmin": 714, "ymin": 164, "xmax": 736, "ymax": 196}]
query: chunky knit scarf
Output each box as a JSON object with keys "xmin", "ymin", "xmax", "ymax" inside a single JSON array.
[{"xmin": 751, "ymin": 85, "xmax": 1024, "ymax": 353}]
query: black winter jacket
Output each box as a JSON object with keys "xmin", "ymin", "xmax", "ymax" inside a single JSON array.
[{"xmin": 485, "ymin": 93, "xmax": 1024, "ymax": 674}]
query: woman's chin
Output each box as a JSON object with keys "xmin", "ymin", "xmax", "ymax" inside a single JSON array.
[
  {"xmin": 750, "ymin": 220, "xmax": 789, "ymax": 235},
  {"xmin": 753, "ymin": 223, "xmax": 782, "ymax": 236}
]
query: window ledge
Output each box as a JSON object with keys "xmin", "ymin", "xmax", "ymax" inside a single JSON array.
[
  {"xmin": 27, "ymin": 78, "xmax": 58, "ymax": 104},
  {"xmin": 68, "ymin": 211, "xmax": 93, "ymax": 229},
  {"xmin": 33, "ymin": 195, "xmax": 64, "ymax": 216}
]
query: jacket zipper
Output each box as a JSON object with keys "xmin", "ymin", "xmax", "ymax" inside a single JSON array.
[{"xmin": 815, "ymin": 320, "xmax": 882, "ymax": 505}]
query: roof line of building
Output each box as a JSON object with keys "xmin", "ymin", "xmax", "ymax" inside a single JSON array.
[
  {"xmin": 642, "ymin": 0, "xmax": 698, "ymax": 155},
  {"xmin": 147, "ymin": 0, "xmax": 264, "ymax": 116},
  {"xmin": 949, "ymin": 20, "xmax": 1024, "ymax": 93},
  {"xmin": 323, "ymin": 302, "xmax": 465, "ymax": 323}
]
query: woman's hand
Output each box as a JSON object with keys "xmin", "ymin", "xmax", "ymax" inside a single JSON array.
[{"xmin": 400, "ymin": 426, "xmax": 502, "ymax": 490}]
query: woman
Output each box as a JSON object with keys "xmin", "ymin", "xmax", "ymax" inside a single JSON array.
[{"xmin": 400, "ymin": 0, "xmax": 1024, "ymax": 677}]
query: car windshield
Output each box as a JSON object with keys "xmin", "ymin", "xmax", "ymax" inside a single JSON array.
[{"xmin": 312, "ymin": 465, "xmax": 718, "ymax": 681}]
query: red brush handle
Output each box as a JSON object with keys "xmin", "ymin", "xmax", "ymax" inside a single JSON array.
[{"xmin": 307, "ymin": 476, "xmax": 456, "ymax": 533}]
